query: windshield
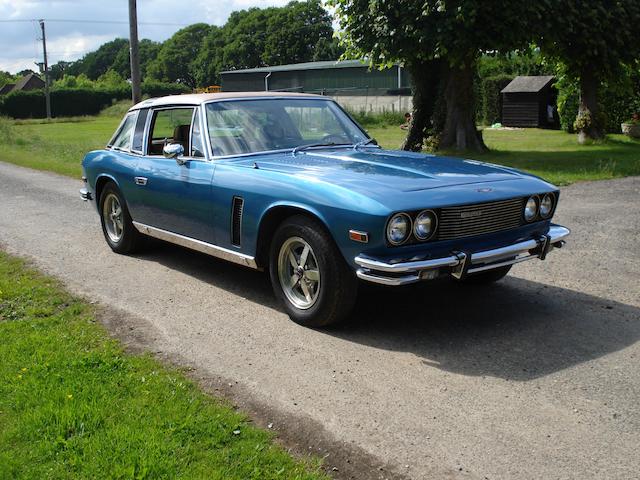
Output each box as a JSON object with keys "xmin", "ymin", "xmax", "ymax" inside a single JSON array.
[{"xmin": 205, "ymin": 98, "xmax": 368, "ymax": 157}]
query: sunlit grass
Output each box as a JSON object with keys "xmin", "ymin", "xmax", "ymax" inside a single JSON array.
[{"xmin": 0, "ymin": 251, "xmax": 328, "ymax": 479}]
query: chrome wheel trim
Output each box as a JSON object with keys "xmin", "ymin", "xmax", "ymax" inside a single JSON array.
[
  {"xmin": 103, "ymin": 192, "xmax": 124, "ymax": 243},
  {"xmin": 277, "ymin": 236, "xmax": 321, "ymax": 310}
]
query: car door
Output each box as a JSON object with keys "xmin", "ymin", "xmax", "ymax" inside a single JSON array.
[{"xmin": 130, "ymin": 106, "xmax": 216, "ymax": 243}]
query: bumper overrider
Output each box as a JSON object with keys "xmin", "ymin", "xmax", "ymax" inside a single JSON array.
[{"xmin": 355, "ymin": 225, "xmax": 570, "ymax": 286}]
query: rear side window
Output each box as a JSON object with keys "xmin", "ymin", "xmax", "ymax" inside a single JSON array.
[
  {"xmin": 109, "ymin": 113, "xmax": 137, "ymax": 151},
  {"xmin": 131, "ymin": 109, "xmax": 149, "ymax": 153}
]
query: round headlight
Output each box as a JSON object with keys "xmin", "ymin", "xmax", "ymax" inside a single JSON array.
[
  {"xmin": 414, "ymin": 210, "xmax": 437, "ymax": 241},
  {"xmin": 524, "ymin": 196, "xmax": 539, "ymax": 222},
  {"xmin": 539, "ymin": 193, "xmax": 554, "ymax": 219},
  {"xmin": 387, "ymin": 213, "xmax": 411, "ymax": 245}
]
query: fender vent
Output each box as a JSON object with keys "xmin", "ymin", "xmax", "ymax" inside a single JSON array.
[{"xmin": 231, "ymin": 196, "xmax": 244, "ymax": 247}]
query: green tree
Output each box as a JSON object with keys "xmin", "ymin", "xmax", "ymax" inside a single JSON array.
[
  {"xmin": 540, "ymin": 1, "xmax": 640, "ymax": 143},
  {"xmin": 70, "ymin": 38, "xmax": 129, "ymax": 79},
  {"xmin": 330, "ymin": 0, "xmax": 546, "ymax": 151},
  {"xmin": 262, "ymin": 0, "xmax": 335, "ymax": 65},
  {"xmin": 194, "ymin": 26, "xmax": 226, "ymax": 86},
  {"xmin": 312, "ymin": 37, "xmax": 345, "ymax": 62},
  {"xmin": 148, "ymin": 24, "xmax": 211, "ymax": 89},
  {"xmin": 111, "ymin": 39, "xmax": 161, "ymax": 81}
]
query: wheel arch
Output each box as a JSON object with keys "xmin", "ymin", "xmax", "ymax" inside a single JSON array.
[
  {"xmin": 255, "ymin": 203, "xmax": 336, "ymax": 269},
  {"xmin": 94, "ymin": 174, "xmax": 120, "ymax": 206}
]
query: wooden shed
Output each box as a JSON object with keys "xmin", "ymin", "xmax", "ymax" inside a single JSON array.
[{"xmin": 501, "ymin": 76, "xmax": 558, "ymax": 128}]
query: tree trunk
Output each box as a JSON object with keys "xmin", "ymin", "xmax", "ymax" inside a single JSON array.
[
  {"xmin": 577, "ymin": 67, "xmax": 604, "ymax": 144},
  {"xmin": 439, "ymin": 59, "xmax": 487, "ymax": 152},
  {"xmin": 401, "ymin": 60, "xmax": 441, "ymax": 151}
]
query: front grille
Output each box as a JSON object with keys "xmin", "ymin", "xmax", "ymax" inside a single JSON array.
[{"xmin": 437, "ymin": 197, "xmax": 525, "ymax": 240}]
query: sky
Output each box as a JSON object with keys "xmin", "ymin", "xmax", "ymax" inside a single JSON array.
[{"xmin": 0, "ymin": 0, "xmax": 293, "ymax": 73}]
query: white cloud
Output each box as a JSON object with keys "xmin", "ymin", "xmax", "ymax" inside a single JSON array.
[{"xmin": 0, "ymin": 0, "xmax": 299, "ymax": 73}]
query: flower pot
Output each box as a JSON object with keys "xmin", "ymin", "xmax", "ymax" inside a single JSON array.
[{"xmin": 621, "ymin": 123, "xmax": 640, "ymax": 138}]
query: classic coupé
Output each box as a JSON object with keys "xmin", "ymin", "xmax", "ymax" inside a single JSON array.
[{"xmin": 80, "ymin": 92, "xmax": 570, "ymax": 327}]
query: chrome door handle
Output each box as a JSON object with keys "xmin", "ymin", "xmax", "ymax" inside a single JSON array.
[{"xmin": 134, "ymin": 177, "xmax": 148, "ymax": 186}]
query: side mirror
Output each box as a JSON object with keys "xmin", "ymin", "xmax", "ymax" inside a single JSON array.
[{"xmin": 163, "ymin": 143, "xmax": 186, "ymax": 164}]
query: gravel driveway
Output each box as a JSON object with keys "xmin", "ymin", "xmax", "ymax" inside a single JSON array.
[{"xmin": 0, "ymin": 161, "xmax": 638, "ymax": 479}]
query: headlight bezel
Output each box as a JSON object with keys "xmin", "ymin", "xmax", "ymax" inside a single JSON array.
[
  {"xmin": 523, "ymin": 195, "xmax": 540, "ymax": 222},
  {"xmin": 539, "ymin": 192, "xmax": 555, "ymax": 219},
  {"xmin": 413, "ymin": 209, "xmax": 438, "ymax": 241},
  {"xmin": 386, "ymin": 212, "xmax": 413, "ymax": 246}
]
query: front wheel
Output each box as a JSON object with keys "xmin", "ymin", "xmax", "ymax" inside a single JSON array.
[{"xmin": 269, "ymin": 215, "xmax": 357, "ymax": 327}]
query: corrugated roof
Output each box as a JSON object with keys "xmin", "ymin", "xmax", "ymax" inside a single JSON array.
[
  {"xmin": 501, "ymin": 75, "xmax": 554, "ymax": 93},
  {"xmin": 220, "ymin": 59, "xmax": 386, "ymax": 75}
]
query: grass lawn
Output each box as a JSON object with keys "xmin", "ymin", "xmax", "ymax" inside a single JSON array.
[
  {"xmin": 1, "ymin": 110, "xmax": 639, "ymax": 185},
  {"xmin": 0, "ymin": 251, "xmax": 327, "ymax": 479}
]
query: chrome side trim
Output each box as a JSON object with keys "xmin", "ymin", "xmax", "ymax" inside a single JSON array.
[
  {"xmin": 355, "ymin": 225, "xmax": 570, "ymax": 286},
  {"xmin": 132, "ymin": 222, "xmax": 259, "ymax": 270}
]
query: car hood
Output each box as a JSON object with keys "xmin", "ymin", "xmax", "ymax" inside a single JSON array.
[{"xmin": 234, "ymin": 148, "xmax": 527, "ymax": 193}]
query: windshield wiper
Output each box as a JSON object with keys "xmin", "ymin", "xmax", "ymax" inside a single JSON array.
[
  {"xmin": 292, "ymin": 142, "xmax": 351, "ymax": 155},
  {"xmin": 353, "ymin": 138, "xmax": 378, "ymax": 150}
]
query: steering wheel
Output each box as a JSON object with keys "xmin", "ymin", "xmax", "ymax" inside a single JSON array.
[{"xmin": 321, "ymin": 134, "xmax": 348, "ymax": 145}]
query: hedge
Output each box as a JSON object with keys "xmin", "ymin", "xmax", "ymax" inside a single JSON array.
[
  {"xmin": 480, "ymin": 74, "xmax": 514, "ymax": 126},
  {"xmin": 0, "ymin": 82, "xmax": 190, "ymax": 119}
]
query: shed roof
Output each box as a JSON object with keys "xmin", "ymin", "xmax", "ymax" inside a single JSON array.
[
  {"xmin": 220, "ymin": 59, "xmax": 390, "ymax": 75},
  {"xmin": 0, "ymin": 83, "xmax": 15, "ymax": 95},
  {"xmin": 12, "ymin": 73, "xmax": 45, "ymax": 91},
  {"xmin": 501, "ymin": 75, "xmax": 554, "ymax": 93}
]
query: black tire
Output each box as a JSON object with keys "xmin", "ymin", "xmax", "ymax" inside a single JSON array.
[
  {"xmin": 99, "ymin": 182, "xmax": 144, "ymax": 254},
  {"xmin": 269, "ymin": 215, "xmax": 357, "ymax": 327},
  {"xmin": 457, "ymin": 265, "xmax": 512, "ymax": 285}
]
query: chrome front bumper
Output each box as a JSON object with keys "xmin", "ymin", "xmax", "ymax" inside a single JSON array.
[
  {"xmin": 355, "ymin": 225, "xmax": 570, "ymax": 286},
  {"xmin": 79, "ymin": 187, "xmax": 92, "ymax": 201}
]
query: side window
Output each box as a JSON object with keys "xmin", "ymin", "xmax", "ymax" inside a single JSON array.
[
  {"xmin": 109, "ymin": 112, "xmax": 137, "ymax": 151},
  {"xmin": 190, "ymin": 109, "xmax": 205, "ymax": 158},
  {"xmin": 147, "ymin": 107, "xmax": 194, "ymax": 156},
  {"xmin": 131, "ymin": 109, "xmax": 149, "ymax": 153}
]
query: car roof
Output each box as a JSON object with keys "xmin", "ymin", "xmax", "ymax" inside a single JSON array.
[{"xmin": 129, "ymin": 91, "xmax": 325, "ymax": 111}]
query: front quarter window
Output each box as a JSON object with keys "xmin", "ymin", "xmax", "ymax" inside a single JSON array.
[{"xmin": 109, "ymin": 112, "xmax": 137, "ymax": 151}]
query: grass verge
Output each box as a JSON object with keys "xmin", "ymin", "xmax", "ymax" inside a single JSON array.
[{"xmin": 0, "ymin": 251, "xmax": 327, "ymax": 480}]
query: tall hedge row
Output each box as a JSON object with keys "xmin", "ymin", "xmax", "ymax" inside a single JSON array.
[
  {"xmin": 479, "ymin": 75, "xmax": 514, "ymax": 125},
  {"xmin": 0, "ymin": 82, "xmax": 190, "ymax": 119}
]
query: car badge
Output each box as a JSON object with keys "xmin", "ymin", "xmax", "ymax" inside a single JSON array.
[
  {"xmin": 477, "ymin": 187, "xmax": 493, "ymax": 192},
  {"xmin": 460, "ymin": 210, "xmax": 482, "ymax": 219}
]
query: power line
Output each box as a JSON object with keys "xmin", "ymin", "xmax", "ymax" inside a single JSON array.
[{"xmin": 0, "ymin": 18, "xmax": 189, "ymax": 26}]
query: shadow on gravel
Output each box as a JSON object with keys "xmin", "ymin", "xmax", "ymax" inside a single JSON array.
[
  {"xmin": 136, "ymin": 240, "xmax": 639, "ymax": 382},
  {"xmin": 337, "ymin": 278, "xmax": 640, "ymax": 381}
]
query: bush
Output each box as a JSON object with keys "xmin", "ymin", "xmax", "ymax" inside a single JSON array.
[
  {"xmin": 480, "ymin": 75, "xmax": 514, "ymax": 125},
  {"xmin": 0, "ymin": 82, "xmax": 191, "ymax": 119},
  {"xmin": 345, "ymin": 108, "xmax": 406, "ymax": 128}
]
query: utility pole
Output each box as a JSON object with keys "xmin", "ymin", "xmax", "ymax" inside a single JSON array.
[
  {"xmin": 128, "ymin": 0, "xmax": 141, "ymax": 104},
  {"xmin": 38, "ymin": 19, "xmax": 51, "ymax": 119}
]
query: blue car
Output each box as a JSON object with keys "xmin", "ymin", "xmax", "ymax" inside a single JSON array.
[{"xmin": 81, "ymin": 92, "xmax": 570, "ymax": 327}]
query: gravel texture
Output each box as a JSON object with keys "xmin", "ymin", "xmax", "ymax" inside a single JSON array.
[{"xmin": 0, "ymin": 160, "xmax": 638, "ymax": 480}]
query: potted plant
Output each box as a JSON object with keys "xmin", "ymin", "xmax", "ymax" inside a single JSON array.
[{"xmin": 621, "ymin": 113, "xmax": 640, "ymax": 138}]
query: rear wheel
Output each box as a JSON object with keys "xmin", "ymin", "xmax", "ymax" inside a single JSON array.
[
  {"xmin": 99, "ymin": 182, "xmax": 143, "ymax": 254},
  {"xmin": 457, "ymin": 265, "xmax": 512, "ymax": 284},
  {"xmin": 269, "ymin": 215, "xmax": 357, "ymax": 327}
]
